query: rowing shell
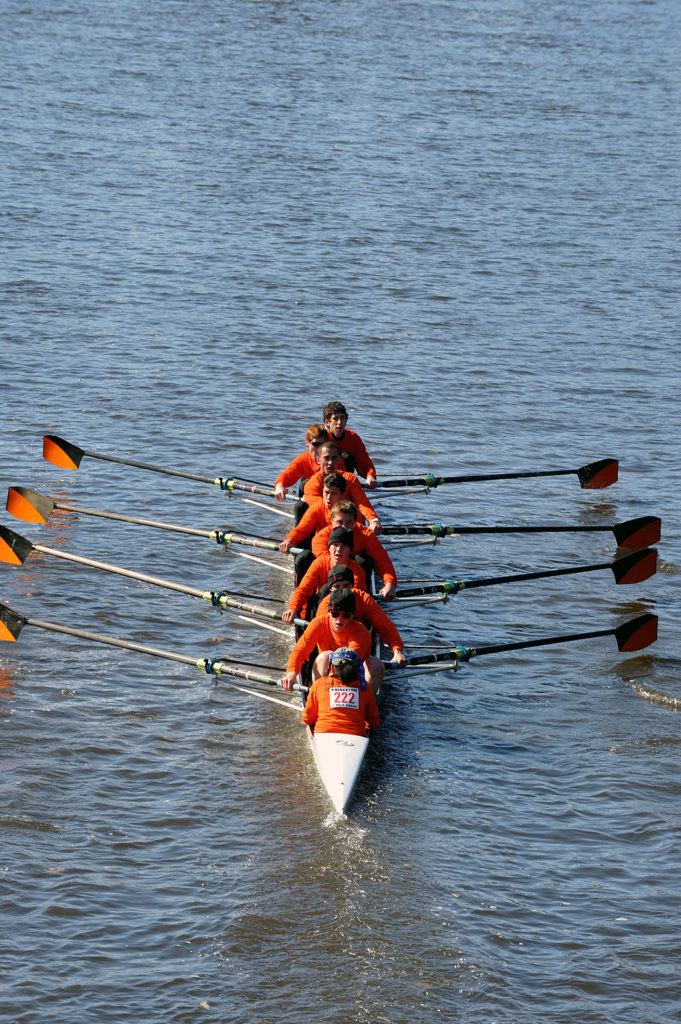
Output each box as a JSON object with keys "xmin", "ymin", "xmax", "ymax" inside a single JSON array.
[
  {"xmin": 297, "ymin": 570, "xmax": 381, "ymax": 815},
  {"xmin": 309, "ymin": 730, "xmax": 370, "ymax": 814}
]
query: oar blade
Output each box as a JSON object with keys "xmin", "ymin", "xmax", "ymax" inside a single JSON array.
[
  {"xmin": 0, "ymin": 604, "xmax": 27, "ymax": 642},
  {"xmin": 612, "ymin": 548, "xmax": 657, "ymax": 584},
  {"xmin": 613, "ymin": 516, "xmax": 661, "ymax": 549},
  {"xmin": 43, "ymin": 434, "xmax": 84, "ymax": 470},
  {"xmin": 577, "ymin": 458, "xmax": 618, "ymax": 489},
  {"xmin": 0, "ymin": 524, "xmax": 34, "ymax": 565},
  {"xmin": 7, "ymin": 486, "xmax": 55, "ymax": 524},
  {"xmin": 615, "ymin": 613, "xmax": 658, "ymax": 652}
]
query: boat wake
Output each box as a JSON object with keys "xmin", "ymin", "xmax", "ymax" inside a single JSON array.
[{"xmin": 633, "ymin": 683, "xmax": 681, "ymax": 710}]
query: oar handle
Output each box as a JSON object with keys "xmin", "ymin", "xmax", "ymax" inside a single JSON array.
[
  {"xmin": 212, "ymin": 529, "xmax": 304, "ymax": 555},
  {"xmin": 218, "ymin": 478, "xmax": 296, "ymax": 502}
]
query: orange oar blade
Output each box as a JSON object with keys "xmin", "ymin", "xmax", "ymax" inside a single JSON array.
[
  {"xmin": 0, "ymin": 524, "xmax": 34, "ymax": 565},
  {"xmin": 612, "ymin": 548, "xmax": 657, "ymax": 585},
  {"xmin": 578, "ymin": 458, "xmax": 618, "ymax": 489},
  {"xmin": 43, "ymin": 434, "xmax": 84, "ymax": 470},
  {"xmin": 6, "ymin": 486, "xmax": 55, "ymax": 524},
  {"xmin": 613, "ymin": 516, "xmax": 661, "ymax": 549},
  {"xmin": 0, "ymin": 604, "xmax": 27, "ymax": 642},
  {"xmin": 615, "ymin": 614, "xmax": 658, "ymax": 652}
]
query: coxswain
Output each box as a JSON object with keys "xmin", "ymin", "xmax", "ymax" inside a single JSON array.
[
  {"xmin": 311, "ymin": 498, "xmax": 397, "ymax": 600},
  {"xmin": 323, "ymin": 401, "xmax": 377, "ymax": 488},
  {"xmin": 282, "ymin": 527, "xmax": 366, "ymax": 623},
  {"xmin": 302, "ymin": 648, "xmax": 380, "ymax": 737},
  {"xmin": 273, "ymin": 423, "xmax": 345, "ymax": 502},
  {"xmin": 303, "ymin": 442, "xmax": 381, "ymax": 533},
  {"xmin": 281, "ymin": 588, "xmax": 373, "ymax": 691},
  {"xmin": 316, "ymin": 564, "xmax": 407, "ymax": 678}
]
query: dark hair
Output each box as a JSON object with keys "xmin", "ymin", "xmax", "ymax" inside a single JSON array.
[
  {"xmin": 323, "ymin": 401, "xmax": 348, "ymax": 421},
  {"xmin": 322, "ymin": 472, "xmax": 347, "ymax": 493}
]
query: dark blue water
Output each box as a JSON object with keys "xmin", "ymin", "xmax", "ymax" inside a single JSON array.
[{"xmin": 1, "ymin": 1, "xmax": 679, "ymax": 1021}]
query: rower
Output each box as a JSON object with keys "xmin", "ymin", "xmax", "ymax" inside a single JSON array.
[
  {"xmin": 302, "ymin": 648, "xmax": 380, "ymax": 737},
  {"xmin": 279, "ymin": 472, "xmax": 347, "ymax": 582},
  {"xmin": 282, "ymin": 588, "xmax": 373, "ymax": 691},
  {"xmin": 273, "ymin": 423, "xmax": 346, "ymax": 505},
  {"xmin": 316, "ymin": 564, "xmax": 407, "ymax": 676},
  {"xmin": 323, "ymin": 401, "xmax": 377, "ymax": 489},
  {"xmin": 303, "ymin": 442, "xmax": 381, "ymax": 534},
  {"xmin": 283, "ymin": 527, "xmax": 366, "ymax": 623},
  {"xmin": 312, "ymin": 498, "xmax": 397, "ymax": 600}
]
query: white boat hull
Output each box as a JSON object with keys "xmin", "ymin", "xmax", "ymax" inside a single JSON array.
[{"xmin": 310, "ymin": 729, "xmax": 370, "ymax": 814}]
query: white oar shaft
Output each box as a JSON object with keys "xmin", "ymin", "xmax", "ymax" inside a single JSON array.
[
  {"xmin": 59, "ymin": 503, "xmax": 213, "ymax": 538},
  {"xmin": 34, "ymin": 543, "xmax": 205, "ymax": 599}
]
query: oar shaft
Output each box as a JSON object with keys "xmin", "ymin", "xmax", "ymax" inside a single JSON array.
[
  {"xmin": 402, "ymin": 626, "xmax": 617, "ymax": 666},
  {"xmin": 56, "ymin": 502, "xmax": 213, "ymax": 538},
  {"xmin": 80, "ymin": 447, "xmax": 218, "ymax": 486},
  {"xmin": 383, "ymin": 523, "xmax": 611, "ymax": 536},
  {"xmin": 24, "ymin": 615, "xmax": 199, "ymax": 666},
  {"xmin": 34, "ymin": 543, "xmax": 206, "ymax": 599},
  {"xmin": 459, "ymin": 561, "xmax": 611, "ymax": 590},
  {"xmin": 377, "ymin": 458, "xmax": 617, "ymax": 490},
  {"xmin": 379, "ymin": 468, "xmax": 573, "ymax": 488},
  {"xmin": 465, "ymin": 627, "xmax": 617, "ymax": 659}
]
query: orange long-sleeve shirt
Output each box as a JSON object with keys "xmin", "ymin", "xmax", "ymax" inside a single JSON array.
[
  {"xmin": 316, "ymin": 588, "xmax": 403, "ymax": 655},
  {"xmin": 283, "ymin": 498, "xmax": 333, "ymax": 548},
  {"xmin": 275, "ymin": 450, "xmax": 346, "ymax": 490},
  {"xmin": 303, "ymin": 471, "xmax": 378, "ymax": 526},
  {"xmin": 302, "ymin": 674, "xmax": 380, "ymax": 735},
  {"xmin": 287, "ymin": 554, "xmax": 367, "ymax": 614},
  {"xmin": 328, "ymin": 428, "xmax": 376, "ymax": 481},
  {"xmin": 312, "ymin": 523, "xmax": 397, "ymax": 586},
  {"xmin": 286, "ymin": 616, "xmax": 372, "ymax": 675}
]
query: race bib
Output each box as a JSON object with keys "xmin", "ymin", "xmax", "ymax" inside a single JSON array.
[{"xmin": 329, "ymin": 686, "xmax": 359, "ymax": 710}]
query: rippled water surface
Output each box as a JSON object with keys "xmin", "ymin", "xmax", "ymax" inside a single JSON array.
[{"xmin": 1, "ymin": 1, "xmax": 679, "ymax": 1021}]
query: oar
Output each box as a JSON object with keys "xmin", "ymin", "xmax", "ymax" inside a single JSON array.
[
  {"xmin": 388, "ymin": 613, "xmax": 658, "ymax": 669},
  {"xmin": 41, "ymin": 434, "xmax": 295, "ymax": 502},
  {"xmin": 388, "ymin": 548, "xmax": 657, "ymax": 599},
  {"xmin": 0, "ymin": 603, "xmax": 302, "ymax": 708},
  {"xmin": 376, "ymin": 457, "xmax": 618, "ymax": 490},
  {"xmin": 0, "ymin": 524, "xmax": 308, "ymax": 629},
  {"xmin": 380, "ymin": 516, "xmax": 661, "ymax": 549},
  {"xmin": 6, "ymin": 486, "xmax": 306, "ymax": 556}
]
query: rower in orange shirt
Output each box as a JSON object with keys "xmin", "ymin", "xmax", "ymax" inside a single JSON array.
[
  {"xmin": 316, "ymin": 564, "xmax": 407, "ymax": 675},
  {"xmin": 303, "ymin": 442, "xmax": 381, "ymax": 533},
  {"xmin": 279, "ymin": 473, "xmax": 346, "ymax": 554},
  {"xmin": 302, "ymin": 648, "xmax": 380, "ymax": 737},
  {"xmin": 312, "ymin": 498, "xmax": 397, "ymax": 601},
  {"xmin": 281, "ymin": 588, "xmax": 373, "ymax": 690},
  {"xmin": 283, "ymin": 527, "xmax": 366, "ymax": 623},
  {"xmin": 323, "ymin": 401, "xmax": 377, "ymax": 488},
  {"xmin": 273, "ymin": 424, "xmax": 347, "ymax": 503}
]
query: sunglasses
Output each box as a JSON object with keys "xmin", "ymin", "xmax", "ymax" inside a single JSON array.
[{"xmin": 330, "ymin": 610, "xmax": 352, "ymax": 620}]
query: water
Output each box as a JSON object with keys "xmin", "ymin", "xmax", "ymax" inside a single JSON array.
[{"xmin": 1, "ymin": 0, "xmax": 679, "ymax": 1021}]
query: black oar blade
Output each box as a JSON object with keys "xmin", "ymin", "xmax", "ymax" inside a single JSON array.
[
  {"xmin": 613, "ymin": 516, "xmax": 661, "ymax": 548},
  {"xmin": 577, "ymin": 458, "xmax": 618, "ymax": 489},
  {"xmin": 0, "ymin": 604, "xmax": 27, "ymax": 642},
  {"xmin": 43, "ymin": 434, "xmax": 85, "ymax": 470},
  {"xmin": 611, "ymin": 548, "xmax": 657, "ymax": 584},
  {"xmin": 0, "ymin": 524, "xmax": 34, "ymax": 565},
  {"xmin": 7, "ymin": 486, "xmax": 55, "ymax": 524},
  {"xmin": 615, "ymin": 614, "xmax": 658, "ymax": 652}
]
